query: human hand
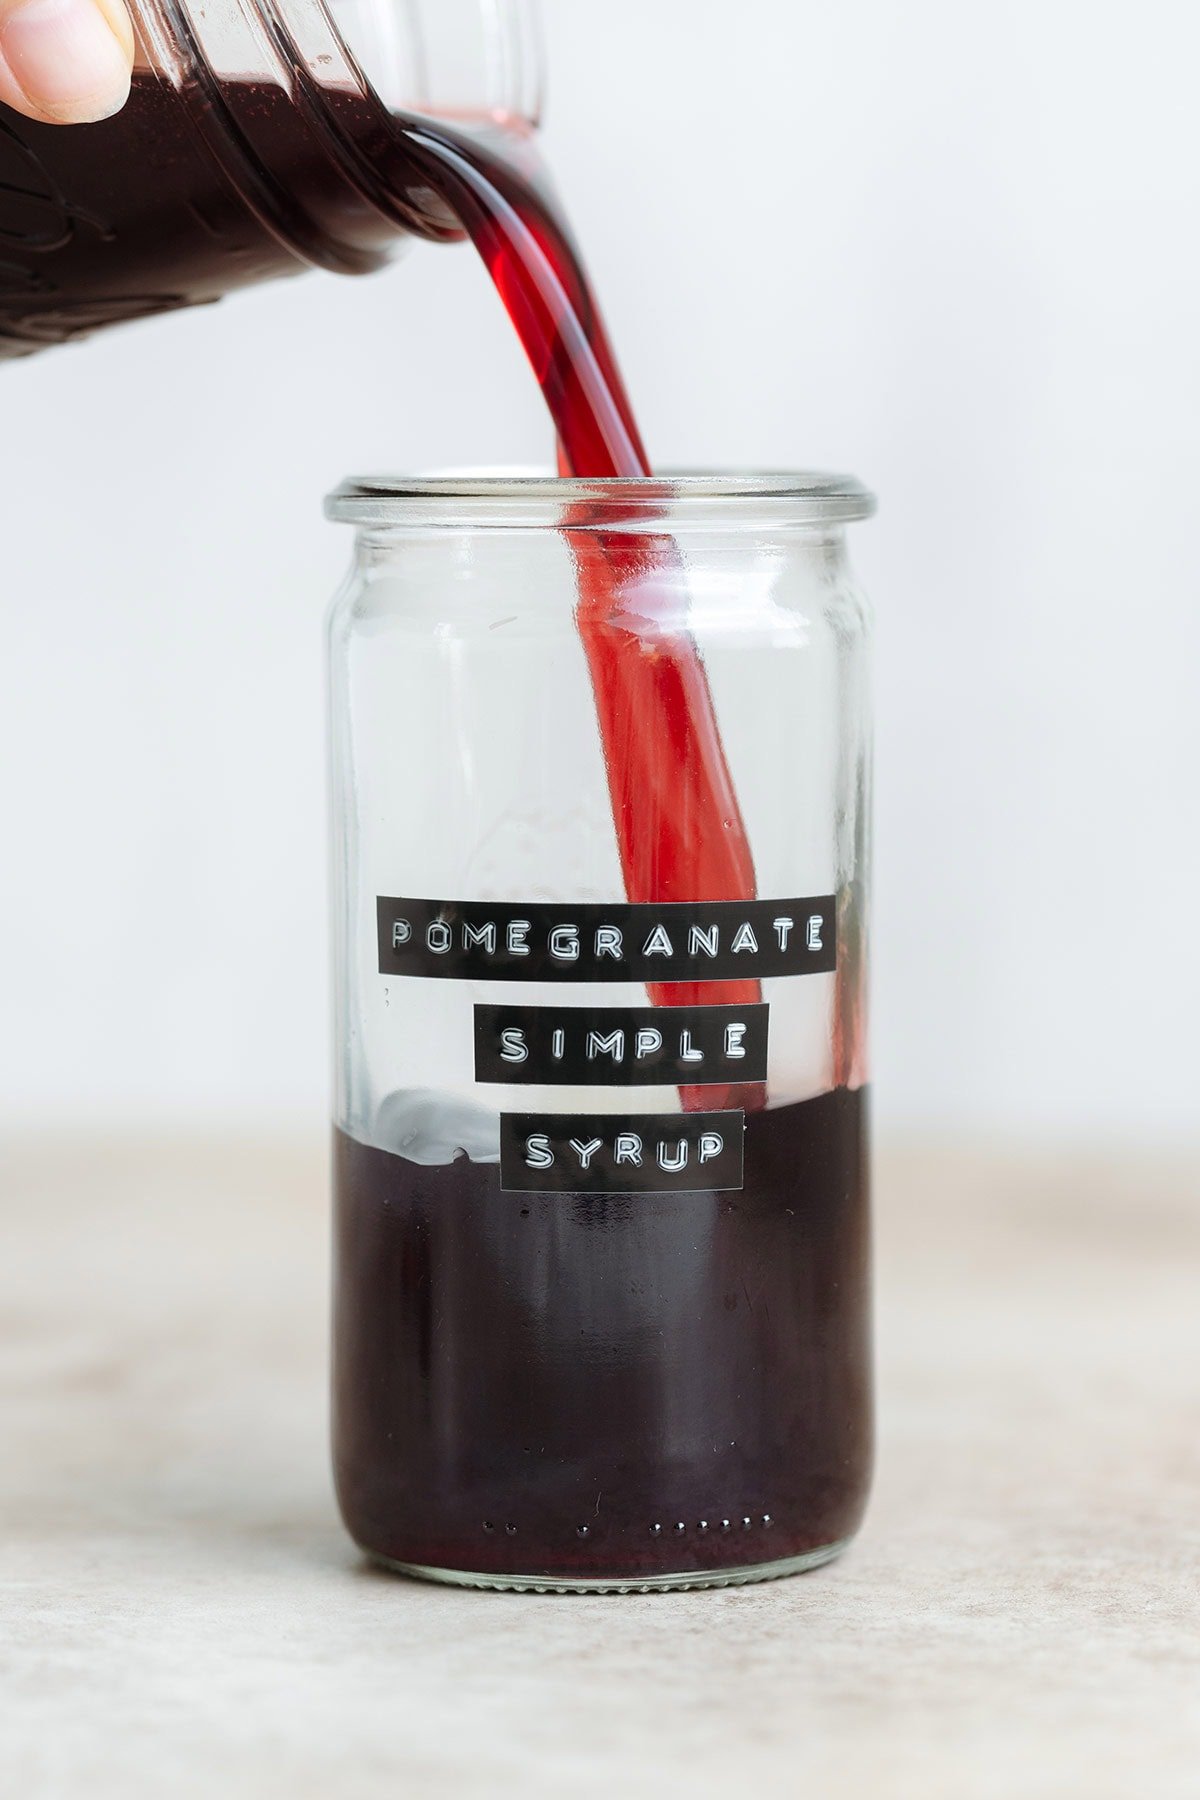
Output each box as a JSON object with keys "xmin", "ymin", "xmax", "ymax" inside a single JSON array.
[{"xmin": 0, "ymin": 0, "xmax": 132, "ymax": 124}]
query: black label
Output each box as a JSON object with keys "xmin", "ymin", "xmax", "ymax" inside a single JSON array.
[
  {"xmin": 377, "ymin": 896, "xmax": 835, "ymax": 982},
  {"xmin": 500, "ymin": 1109, "xmax": 745, "ymax": 1193},
  {"xmin": 475, "ymin": 1002, "xmax": 769, "ymax": 1086}
]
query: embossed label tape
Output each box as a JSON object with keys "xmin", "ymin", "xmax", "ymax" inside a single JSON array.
[
  {"xmin": 475, "ymin": 1002, "xmax": 769, "ymax": 1086},
  {"xmin": 499, "ymin": 1109, "xmax": 746, "ymax": 1194},
  {"xmin": 377, "ymin": 896, "xmax": 836, "ymax": 983}
]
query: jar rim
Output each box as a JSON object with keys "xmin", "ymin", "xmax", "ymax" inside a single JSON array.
[{"xmin": 325, "ymin": 469, "xmax": 876, "ymax": 526}]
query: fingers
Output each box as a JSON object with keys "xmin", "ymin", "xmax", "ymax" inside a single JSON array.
[{"xmin": 0, "ymin": 0, "xmax": 133, "ymax": 125}]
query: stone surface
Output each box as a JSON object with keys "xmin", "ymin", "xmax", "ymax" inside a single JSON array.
[{"xmin": 1, "ymin": 1132, "xmax": 1197, "ymax": 1797}]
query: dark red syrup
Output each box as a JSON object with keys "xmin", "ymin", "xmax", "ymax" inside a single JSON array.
[{"xmin": 334, "ymin": 1088, "xmax": 871, "ymax": 1583}]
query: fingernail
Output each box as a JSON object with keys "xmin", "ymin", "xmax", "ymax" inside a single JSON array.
[{"xmin": 0, "ymin": 0, "xmax": 131, "ymax": 122}]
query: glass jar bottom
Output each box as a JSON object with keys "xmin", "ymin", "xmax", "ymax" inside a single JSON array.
[{"xmin": 367, "ymin": 1537, "xmax": 852, "ymax": 1594}]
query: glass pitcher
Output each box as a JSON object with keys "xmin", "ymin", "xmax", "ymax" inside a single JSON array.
[{"xmin": 0, "ymin": 0, "xmax": 541, "ymax": 356}]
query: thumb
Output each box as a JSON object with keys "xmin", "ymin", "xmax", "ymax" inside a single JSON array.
[{"xmin": 0, "ymin": 0, "xmax": 133, "ymax": 125}]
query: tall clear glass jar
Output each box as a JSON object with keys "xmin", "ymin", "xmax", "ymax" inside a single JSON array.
[
  {"xmin": 326, "ymin": 471, "xmax": 876, "ymax": 1593},
  {"xmin": 0, "ymin": 0, "xmax": 541, "ymax": 355}
]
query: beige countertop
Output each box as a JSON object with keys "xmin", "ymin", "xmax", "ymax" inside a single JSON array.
[{"xmin": 2, "ymin": 1131, "xmax": 1197, "ymax": 1797}]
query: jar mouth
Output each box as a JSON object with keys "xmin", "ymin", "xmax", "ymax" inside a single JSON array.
[{"xmin": 325, "ymin": 469, "xmax": 876, "ymax": 527}]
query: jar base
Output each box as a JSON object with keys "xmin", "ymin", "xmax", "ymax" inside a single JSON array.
[{"xmin": 366, "ymin": 1538, "xmax": 852, "ymax": 1595}]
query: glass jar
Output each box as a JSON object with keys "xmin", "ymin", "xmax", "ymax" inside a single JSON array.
[
  {"xmin": 326, "ymin": 471, "xmax": 876, "ymax": 1593},
  {"xmin": 0, "ymin": 0, "xmax": 541, "ymax": 356}
]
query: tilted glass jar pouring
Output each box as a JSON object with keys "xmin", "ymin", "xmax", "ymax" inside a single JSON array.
[{"xmin": 0, "ymin": 0, "xmax": 541, "ymax": 356}]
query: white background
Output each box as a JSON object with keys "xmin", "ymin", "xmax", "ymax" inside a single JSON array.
[{"xmin": 0, "ymin": 0, "xmax": 1195, "ymax": 1137}]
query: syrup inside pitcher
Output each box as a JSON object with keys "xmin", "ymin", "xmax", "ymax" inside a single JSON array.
[{"xmin": 0, "ymin": 0, "xmax": 533, "ymax": 354}]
